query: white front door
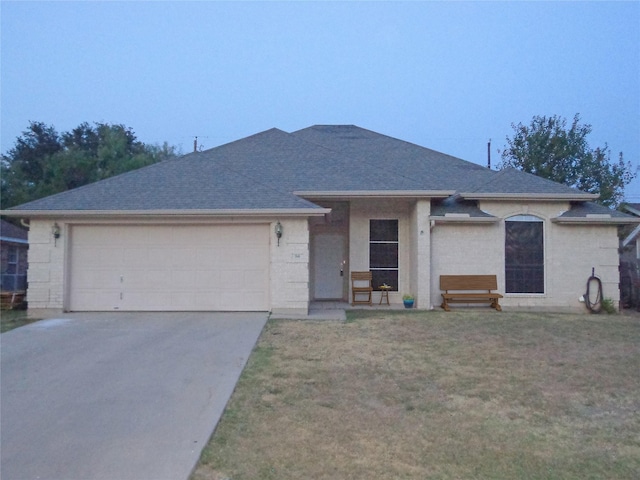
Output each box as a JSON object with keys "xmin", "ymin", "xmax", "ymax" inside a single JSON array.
[{"xmin": 313, "ymin": 233, "xmax": 346, "ymax": 299}]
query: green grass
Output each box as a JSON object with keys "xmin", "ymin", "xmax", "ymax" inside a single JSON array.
[
  {"xmin": 0, "ymin": 309, "xmax": 41, "ymax": 333},
  {"xmin": 192, "ymin": 310, "xmax": 640, "ymax": 480}
]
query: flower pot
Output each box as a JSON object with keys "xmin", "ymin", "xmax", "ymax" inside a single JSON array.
[{"xmin": 403, "ymin": 299, "xmax": 414, "ymax": 309}]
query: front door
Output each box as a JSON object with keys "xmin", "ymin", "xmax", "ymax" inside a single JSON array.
[{"xmin": 312, "ymin": 233, "xmax": 346, "ymax": 299}]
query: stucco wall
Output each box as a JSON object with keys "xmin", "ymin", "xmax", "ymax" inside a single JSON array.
[
  {"xmin": 270, "ymin": 218, "xmax": 310, "ymax": 315},
  {"xmin": 26, "ymin": 219, "xmax": 66, "ymax": 312},
  {"xmin": 430, "ymin": 201, "xmax": 621, "ymax": 312}
]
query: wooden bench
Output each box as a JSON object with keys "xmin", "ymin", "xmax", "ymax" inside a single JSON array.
[{"xmin": 440, "ymin": 275, "xmax": 503, "ymax": 311}]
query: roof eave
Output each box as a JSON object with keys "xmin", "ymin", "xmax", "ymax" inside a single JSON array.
[
  {"xmin": 429, "ymin": 215, "xmax": 499, "ymax": 224},
  {"xmin": 295, "ymin": 190, "xmax": 455, "ymax": 199},
  {"xmin": 460, "ymin": 193, "xmax": 598, "ymax": 201},
  {"xmin": 551, "ymin": 216, "xmax": 640, "ymax": 225},
  {"xmin": 1, "ymin": 208, "xmax": 331, "ymax": 218},
  {"xmin": 623, "ymin": 224, "xmax": 640, "ymax": 247},
  {"xmin": 622, "ymin": 204, "xmax": 640, "ymax": 217}
]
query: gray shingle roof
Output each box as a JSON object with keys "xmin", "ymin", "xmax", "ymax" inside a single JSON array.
[
  {"xmin": 462, "ymin": 167, "xmax": 590, "ymax": 197},
  {"xmin": 2, "ymin": 125, "xmax": 613, "ymax": 214},
  {"xmin": 292, "ymin": 125, "xmax": 497, "ymax": 192},
  {"xmin": 0, "ymin": 220, "xmax": 28, "ymax": 241},
  {"xmin": 430, "ymin": 196, "xmax": 496, "ymax": 218},
  {"xmin": 556, "ymin": 202, "xmax": 635, "ymax": 219}
]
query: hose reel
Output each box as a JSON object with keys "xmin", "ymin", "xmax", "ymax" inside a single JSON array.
[{"xmin": 585, "ymin": 267, "xmax": 603, "ymax": 313}]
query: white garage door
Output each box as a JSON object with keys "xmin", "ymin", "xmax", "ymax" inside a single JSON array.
[{"xmin": 69, "ymin": 224, "xmax": 270, "ymax": 311}]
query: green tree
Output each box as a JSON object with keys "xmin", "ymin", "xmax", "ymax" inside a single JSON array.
[
  {"xmin": 500, "ymin": 114, "xmax": 637, "ymax": 208},
  {"xmin": 1, "ymin": 121, "xmax": 178, "ymax": 208}
]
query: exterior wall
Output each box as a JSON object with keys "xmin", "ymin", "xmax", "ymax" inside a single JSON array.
[
  {"xmin": 25, "ymin": 217, "xmax": 311, "ymax": 316},
  {"xmin": 552, "ymin": 223, "xmax": 620, "ymax": 310},
  {"xmin": 430, "ymin": 201, "xmax": 621, "ymax": 312},
  {"xmin": 349, "ymin": 199, "xmax": 411, "ymax": 306},
  {"xmin": 431, "ymin": 222, "xmax": 502, "ymax": 308},
  {"xmin": 409, "ymin": 199, "xmax": 431, "ymax": 309},
  {"xmin": 26, "ymin": 220, "xmax": 66, "ymax": 312},
  {"xmin": 269, "ymin": 218, "xmax": 310, "ymax": 316}
]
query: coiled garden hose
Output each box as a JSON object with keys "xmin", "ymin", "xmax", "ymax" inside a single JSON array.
[{"xmin": 585, "ymin": 268, "xmax": 603, "ymax": 314}]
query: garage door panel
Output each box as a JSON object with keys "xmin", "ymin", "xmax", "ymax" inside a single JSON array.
[
  {"xmin": 125, "ymin": 270, "xmax": 172, "ymax": 290},
  {"xmin": 72, "ymin": 289, "xmax": 121, "ymax": 311},
  {"xmin": 75, "ymin": 269, "xmax": 121, "ymax": 289},
  {"xmin": 74, "ymin": 247, "xmax": 122, "ymax": 267},
  {"xmin": 244, "ymin": 271, "xmax": 268, "ymax": 290},
  {"xmin": 70, "ymin": 224, "xmax": 270, "ymax": 311},
  {"xmin": 119, "ymin": 227, "xmax": 151, "ymax": 244}
]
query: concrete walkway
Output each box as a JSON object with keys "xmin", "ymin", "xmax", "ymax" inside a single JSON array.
[{"xmin": 1, "ymin": 312, "xmax": 268, "ymax": 480}]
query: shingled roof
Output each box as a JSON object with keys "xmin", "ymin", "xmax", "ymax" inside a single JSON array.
[{"xmin": 3, "ymin": 125, "xmax": 611, "ymax": 215}]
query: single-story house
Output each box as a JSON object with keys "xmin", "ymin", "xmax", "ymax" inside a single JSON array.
[
  {"xmin": 2, "ymin": 125, "xmax": 639, "ymax": 315},
  {"xmin": 0, "ymin": 219, "xmax": 28, "ymax": 292}
]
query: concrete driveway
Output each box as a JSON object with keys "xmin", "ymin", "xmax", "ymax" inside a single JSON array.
[{"xmin": 1, "ymin": 312, "xmax": 268, "ymax": 480}]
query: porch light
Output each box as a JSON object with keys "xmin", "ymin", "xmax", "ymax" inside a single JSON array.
[
  {"xmin": 275, "ymin": 221, "xmax": 283, "ymax": 246},
  {"xmin": 52, "ymin": 222, "xmax": 61, "ymax": 246}
]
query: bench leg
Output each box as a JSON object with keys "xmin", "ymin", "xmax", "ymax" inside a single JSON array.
[
  {"xmin": 491, "ymin": 299, "xmax": 502, "ymax": 311},
  {"xmin": 441, "ymin": 300, "xmax": 451, "ymax": 312}
]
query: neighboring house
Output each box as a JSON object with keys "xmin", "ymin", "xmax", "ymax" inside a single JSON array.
[
  {"xmin": 0, "ymin": 219, "xmax": 28, "ymax": 292},
  {"xmin": 620, "ymin": 203, "xmax": 640, "ymax": 308},
  {"xmin": 2, "ymin": 125, "xmax": 639, "ymax": 315}
]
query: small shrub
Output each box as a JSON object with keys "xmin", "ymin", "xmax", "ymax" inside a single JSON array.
[{"xmin": 601, "ymin": 297, "xmax": 617, "ymax": 314}]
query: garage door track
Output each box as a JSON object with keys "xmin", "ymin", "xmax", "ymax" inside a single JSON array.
[{"xmin": 1, "ymin": 312, "xmax": 268, "ymax": 480}]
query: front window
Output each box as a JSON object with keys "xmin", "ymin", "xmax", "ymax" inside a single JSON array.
[
  {"xmin": 505, "ymin": 215, "xmax": 544, "ymax": 293},
  {"xmin": 370, "ymin": 219, "xmax": 398, "ymax": 291}
]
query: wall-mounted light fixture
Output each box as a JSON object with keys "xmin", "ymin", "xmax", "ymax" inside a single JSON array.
[
  {"xmin": 52, "ymin": 222, "xmax": 61, "ymax": 246},
  {"xmin": 274, "ymin": 221, "xmax": 283, "ymax": 246}
]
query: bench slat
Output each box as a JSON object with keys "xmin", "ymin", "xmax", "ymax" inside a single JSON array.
[{"xmin": 440, "ymin": 274, "xmax": 498, "ymax": 291}]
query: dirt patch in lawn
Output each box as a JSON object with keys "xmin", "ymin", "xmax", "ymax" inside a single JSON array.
[{"xmin": 192, "ymin": 310, "xmax": 640, "ymax": 480}]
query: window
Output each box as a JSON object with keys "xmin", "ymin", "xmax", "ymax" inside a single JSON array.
[
  {"xmin": 7, "ymin": 246, "xmax": 18, "ymax": 274},
  {"xmin": 370, "ymin": 219, "xmax": 398, "ymax": 291},
  {"xmin": 505, "ymin": 215, "xmax": 544, "ymax": 293}
]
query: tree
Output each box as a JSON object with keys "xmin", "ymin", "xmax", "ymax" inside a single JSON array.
[
  {"xmin": 1, "ymin": 121, "xmax": 178, "ymax": 209},
  {"xmin": 500, "ymin": 114, "xmax": 637, "ymax": 208}
]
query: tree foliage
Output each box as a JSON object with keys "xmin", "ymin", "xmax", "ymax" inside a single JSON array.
[
  {"xmin": 1, "ymin": 121, "xmax": 178, "ymax": 208},
  {"xmin": 500, "ymin": 114, "xmax": 637, "ymax": 208}
]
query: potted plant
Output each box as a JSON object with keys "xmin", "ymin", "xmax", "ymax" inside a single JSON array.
[{"xmin": 402, "ymin": 294, "xmax": 414, "ymax": 309}]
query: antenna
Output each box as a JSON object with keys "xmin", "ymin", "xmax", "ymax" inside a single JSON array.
[
  {"xmin": 487, "ymin": 139, "xmax": 491, "ymax": 169},
  {"xmin": 193, "ymin": 136, "xmax": 209, "ymax": 153}
]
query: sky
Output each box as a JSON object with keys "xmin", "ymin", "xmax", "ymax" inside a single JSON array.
[{"xmin": 2, "ymin": 1, "xmax": 639, "ymax": 201}]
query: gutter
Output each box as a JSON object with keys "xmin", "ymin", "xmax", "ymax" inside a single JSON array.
[
  {"xmin": 551, "ymin": 216, "xmax": 640, "ymax": 225},
  {"xmin": 295, "ymin": 190, "xmax": 455, "ymax": 199},
  {"xmin": 0, "ymin": 236, "xmax": 29, "ymax": 244},
  {"xmin": 429, "ymin": 215, "xmax": 499, "ymax": 224},
  {"xmin": 0, "ymin": 208, "xmax": 331, "ymax": 218},
  {"xmin": 459, "ymin": 193, "xmax": 598, "ymax": 201}
]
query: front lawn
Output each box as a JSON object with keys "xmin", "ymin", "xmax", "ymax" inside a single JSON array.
[{"xmin": 192, "ymin": 310, "xmax": 640, "ymax": 480}]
